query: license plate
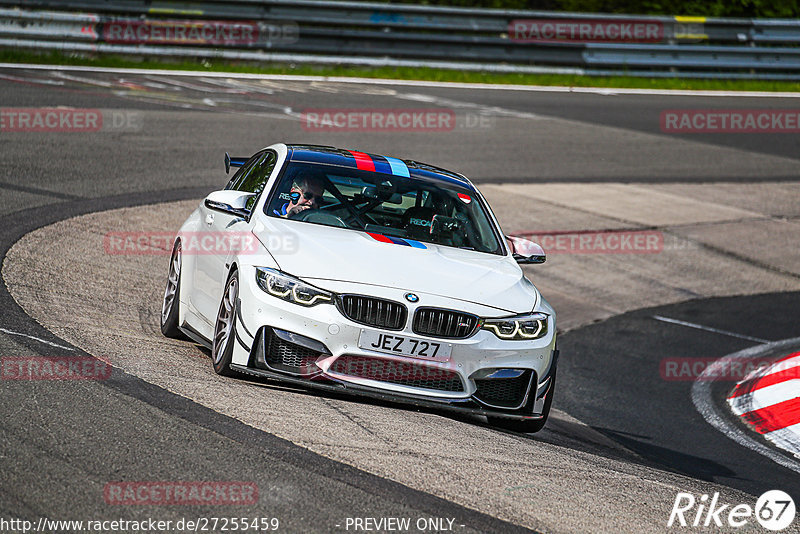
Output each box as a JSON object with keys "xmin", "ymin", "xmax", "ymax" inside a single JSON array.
[{"xmin": 358, "ymin": 330, "xmax": 452, "ymax": 361}]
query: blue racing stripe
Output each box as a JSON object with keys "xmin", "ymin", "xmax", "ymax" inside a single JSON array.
[
  {"xmin": 385, "ymin": 236, "xmax": 427, "ymax": 249},
  {"xmin": 370, "ymin": 154, "xmax": 393, "ymax": 175},
  {"xmin": 404, "ymin": 239, "xmax": 427, "ymax": 249},
  {"xmin": 387, "ymin": 236, "xmax": 411, "ymax": 246},
  {"xmin": 385, "ymin": 156, "xmax": 410, "ymax": 178}
]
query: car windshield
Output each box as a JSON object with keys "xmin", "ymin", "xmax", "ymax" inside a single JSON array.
[{"xmin": 265, "ymin": 161, "xmax": 503, "ymax": 255}]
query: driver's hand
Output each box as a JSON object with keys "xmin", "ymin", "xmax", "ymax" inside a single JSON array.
[{"xmin": 287, "ymin": 204, "xmax": 311, "ymax": 217}]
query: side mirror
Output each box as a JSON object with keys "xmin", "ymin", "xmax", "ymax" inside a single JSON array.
[
  {"xmin": 507, "ymin": 235, "xmax": 546, "ymax": 264},
  {"xmin": 204, "ymin": 190, "xmax": 255, "ymax": 219}
]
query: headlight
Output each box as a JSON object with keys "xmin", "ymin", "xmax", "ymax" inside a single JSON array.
[
  {"xmin": 255, "ymin": 267, "xmax": 333, "ymax": 307},
  {"xmin": 481, "ymin": 312, "xmax": 549, "ymax": 340}
]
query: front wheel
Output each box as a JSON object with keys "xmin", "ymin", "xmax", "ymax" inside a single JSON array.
[
  {"xmin": 161, "ymin": 241, "xmax": 186, "ymax": 339},
  {"xmin": 488, "ymin": 372, "xmax": 556, "ymax": 434},
  {"xmin": 212, "ymin": 269, "xmax": 240, "ymax": 376}
]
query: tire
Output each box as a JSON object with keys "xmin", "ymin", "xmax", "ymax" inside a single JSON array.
[
  {"xmin": 212, "ymin": 269, "xmax": 240, "ymax": 377},
  {"xmin": 488, "ymin": 371, "xmax": 556, "ymax": 434},
  {"xmin": 161, "ymin": 240, "xmax": 186, "ymax": 339}
]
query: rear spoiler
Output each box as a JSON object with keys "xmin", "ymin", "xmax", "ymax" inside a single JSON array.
[{"xmin": 224, "ymin": 152, "xmax": 248, "ymax": 174}]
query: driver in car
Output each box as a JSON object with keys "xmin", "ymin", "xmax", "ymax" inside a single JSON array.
[{"xmin": 274, "ymin": 176, "xmax": 325, "ymax": 218}]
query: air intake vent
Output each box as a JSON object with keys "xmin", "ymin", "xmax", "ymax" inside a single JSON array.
[
  {"xmin": 266, "ymin": 332, "xmax": 318, "ymax": 373},
  {"xmin": 412, "ymin": 307, "xmax": 479, "ymax": 339},
  {"xmin": 474, "ymin": 370, "xmax": 533, "ymax": 409},
  {"xmin": 339, "ymin": 295, "xmax": 407, "ymax": 330},
  {"xmin": 252, "ymin": 327, "xmax": 326, "ymax": 376},
  {"xmin": 329, "ymin": 355, "xmax": 464, "ymax": 392}
]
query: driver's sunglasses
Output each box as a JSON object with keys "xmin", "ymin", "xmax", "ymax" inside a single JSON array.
[{"xmin": 290, "ymin": 190, "xmax": 324, "ymax": 203}]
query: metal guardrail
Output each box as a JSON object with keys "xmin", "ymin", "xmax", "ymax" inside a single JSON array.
[
  {"xmin": 1, "ymin": 2, "xmax": 800, "ymax": 80},
  {"xmin": 7, "ymin": 0, "xmax": 800, "ymax": 44}
]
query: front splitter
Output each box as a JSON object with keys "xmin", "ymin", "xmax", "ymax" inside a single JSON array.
[{"xmin": 230, "ymin": 364, "xmax": 543, "ymax": 421}]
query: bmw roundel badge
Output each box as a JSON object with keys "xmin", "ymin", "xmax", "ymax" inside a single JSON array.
[{"xmin": 404, "ymin": 293, "xmax": 419, "ymax": 303}]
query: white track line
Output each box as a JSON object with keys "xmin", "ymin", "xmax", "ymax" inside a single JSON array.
[
  {"xmin": 652, "ymin": 315, "xmax": 772, "ymax": 344},
  {"xmin": 2, "ymin": 62, "xmax": 800, "ymax": 98},
  {"xmin": 0, "ymin": 72, "xmax": 64, "ymax": 85},
  {"xmin": 0, "ymin": 327, "xmax": 75, "ymax": 351},
  {"xmin": 51, "ymin": 71, "xmax": 115, "ymax": 88},
  {"xmin": 692, "ymin": 337, "xmax": 800, "ymax": 473}
]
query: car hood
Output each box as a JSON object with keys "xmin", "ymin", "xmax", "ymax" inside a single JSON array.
[{"xmin": 253, "ymin": 218, "xmax": 538, "ymax": 314}]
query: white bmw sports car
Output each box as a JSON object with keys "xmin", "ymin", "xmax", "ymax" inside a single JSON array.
[{"xmin": 161, "ymin": 144, "xmax": 558, "ymax": 432}]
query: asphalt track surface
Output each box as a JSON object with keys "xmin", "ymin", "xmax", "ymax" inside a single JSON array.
[{"xmin": 1, "ymin": 66, "xmax": 800, "ymax": 533}]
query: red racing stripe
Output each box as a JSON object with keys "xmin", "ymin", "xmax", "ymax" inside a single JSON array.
[
  {"xmin": 367, "ymin": 232, "xmax": 393, "ymax": 243},
  {"xmin": 741, "ymin": 397, "xmax": 800, "ymax": 433},
  {"xmin": 349, "ymin": 150, "xmax": 376, "ymax": 172}
]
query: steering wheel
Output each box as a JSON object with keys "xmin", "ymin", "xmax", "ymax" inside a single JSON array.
[{"xmin": 290, "ymin": 208, "xmax": 348, "ymax": 228}]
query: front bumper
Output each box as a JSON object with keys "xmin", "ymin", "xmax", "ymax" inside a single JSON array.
[
  {"xmin": 231, "ymin": 361, "xmax": 555, "ymax": 421},
  {"xmin": 232, "ymin": 265, "xmax": 557, "ymax": 418}
]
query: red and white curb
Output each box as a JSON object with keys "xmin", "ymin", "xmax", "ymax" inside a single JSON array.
[
  {"xmin": 728, "ymin": 351, "xmax": 800, "ymax": 459},
  {"xmin": 692, "ymin": 338, "xmax": 800, "ymax": 475}
]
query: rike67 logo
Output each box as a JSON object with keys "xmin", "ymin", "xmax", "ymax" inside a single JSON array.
[{"xmin": 668, "ymin": 490, "xmax": 796, "ymax": 531}]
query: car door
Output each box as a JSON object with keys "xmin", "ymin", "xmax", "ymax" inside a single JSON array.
[{"xmin": 193, "ymin": 151, "xmax": 277, "ymax": 326}]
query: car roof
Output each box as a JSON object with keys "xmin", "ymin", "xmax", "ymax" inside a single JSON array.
[{"xmin": 285, "ymin": 144, "xmax": 475, "ymax": 191}]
